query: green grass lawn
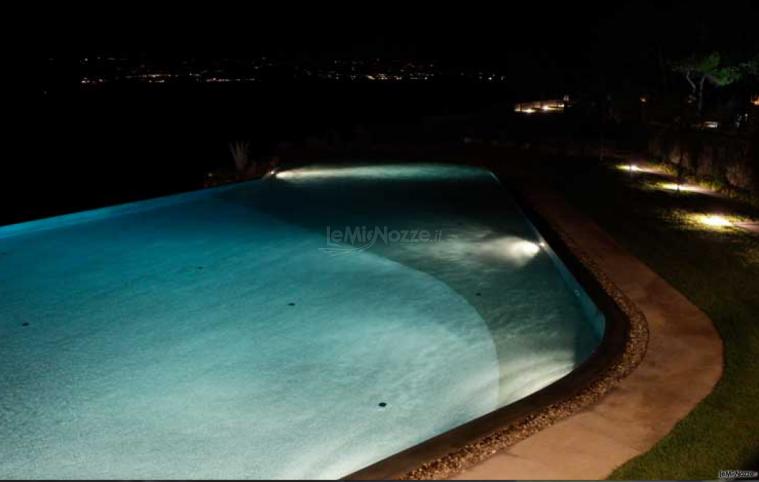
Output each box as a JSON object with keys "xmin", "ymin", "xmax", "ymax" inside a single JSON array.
[{"xmin": 541, "ymin": 157, "xmax": 759, "ymax": 479}]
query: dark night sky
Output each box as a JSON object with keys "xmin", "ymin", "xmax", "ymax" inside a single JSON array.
[
  {"xmin": 20, "ymin": 0, "xmax": 759, "ymax": 96},
  {"xmin": 70, "ymin": 1, "xmax": 757, "ymax": 60},
  {"xmin": 65, "ymin": 1, "xmax": 757, "ymax": 93},
  {"xmin": 8, "ymin": 0, "xmax": 759, "ymax": 225}
]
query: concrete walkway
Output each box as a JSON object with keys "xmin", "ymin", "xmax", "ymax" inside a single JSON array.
[{"xmin": 453, "ymin": 187, "xmax": 723, "ymax": 480}]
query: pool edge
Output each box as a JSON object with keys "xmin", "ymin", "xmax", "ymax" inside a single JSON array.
[
  {"xmin": 0, "ymin": 177, "xmax": 262, "ymax": 240},
  {"xmin": 344, "ymin": 173, "xmax": 650, "ymax": 481}
]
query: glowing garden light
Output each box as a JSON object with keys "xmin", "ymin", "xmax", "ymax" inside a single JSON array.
[
  {"xmin": 657, "ymin": 182, "xmax": 711, "ymax": 194},
  {"xmin": 700, "ymin": 214, "xmax": 732, "ymax": 228},
  {"xmin": 615, "ymin": 163, "xmax": 660, "ymax": 174},
  {"xmin": 681, "ymin": 212, "xmax": 743, "ymax": 231},
  {"xmin": 660, "ymin": 182, "xmax": 690, "ymax": 192},
  {"xmin": 515, "ymin": 100, "xmax": 564, "ymax": 114}
]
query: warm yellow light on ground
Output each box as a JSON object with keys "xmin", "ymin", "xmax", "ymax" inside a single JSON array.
[
  {"xmin": 515, "ymin": 100, "xmax": 564, "ymax": 113},
  {"xmin": 701, "ymin": 215, "xmax": 732, "ymax": 227},
  {"xmin": 659, "ymin": 182, "xmax": 701, "ymax": 192},
  {"xmin": 677, "ymin": 211, "xmax": 749, "ymax": 231},
  {"xmin": 615, "ymin": 163, "xmax": 661, "ymax": 174}
]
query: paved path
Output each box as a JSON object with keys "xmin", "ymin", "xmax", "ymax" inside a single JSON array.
[{"xmin": 453, "ymin": 187, "xmax": 723, "ymax": 480}]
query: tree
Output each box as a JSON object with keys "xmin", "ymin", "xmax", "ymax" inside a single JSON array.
[{"xmin": 672, "ymin": 52, "xmax": 744, "ymax": 117}]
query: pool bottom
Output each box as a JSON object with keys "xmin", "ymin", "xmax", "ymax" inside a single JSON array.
[{"xmin": 0, "ymin": 164, "xmax": 614, "ymax": 479}]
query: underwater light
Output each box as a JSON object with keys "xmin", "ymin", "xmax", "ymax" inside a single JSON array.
[
  {"xmin": 472, "ymin": 237, "xmax": 543, "ymax": 265},
  {"xmin": 512, "ymin": 240, "xmax": 541, "ymax": 257}
]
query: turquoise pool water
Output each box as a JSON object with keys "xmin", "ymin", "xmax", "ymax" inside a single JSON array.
[{"xmin": 0, "ymin": 164, "xmax": 603, "ymax": 479}]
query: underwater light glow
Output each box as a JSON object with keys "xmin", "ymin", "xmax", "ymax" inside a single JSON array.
[
  {"xmin": 465, "ymin": 237, "xmax": 543, "ymax": 267},
  {"xmin": 511, "ymin": 240, "xmax": 541, "ymax": 257}
]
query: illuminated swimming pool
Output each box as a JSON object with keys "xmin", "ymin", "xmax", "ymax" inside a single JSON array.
[{"xmin": 0, "ymin": 164, "xmax": 603, "ymax": 479}]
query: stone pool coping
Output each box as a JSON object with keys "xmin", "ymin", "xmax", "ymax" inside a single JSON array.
[{"xmin": 345, "ymin": 176, "xmax": 653, "ymax": 480}]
